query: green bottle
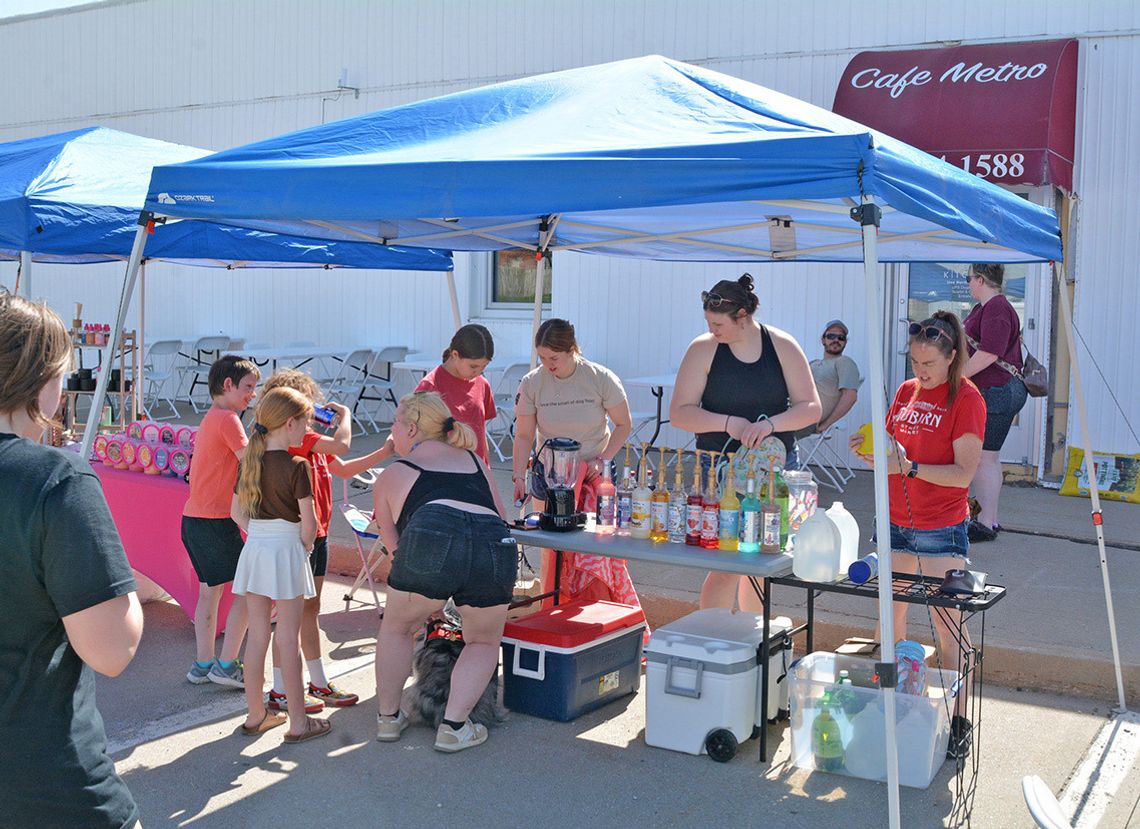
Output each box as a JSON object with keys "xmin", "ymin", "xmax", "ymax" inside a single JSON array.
[
  {"xmin": 811, "ymin": 691, "xmax": 845, "ymax": 772},
  {"xmin": 776, "ymin": 467, "xmax": 790, "ymax": 549}
]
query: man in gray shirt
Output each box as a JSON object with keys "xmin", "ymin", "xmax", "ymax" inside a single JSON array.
[{"xmin": 805, "ymin": 319, "xmax": 860, "ymax": 435}]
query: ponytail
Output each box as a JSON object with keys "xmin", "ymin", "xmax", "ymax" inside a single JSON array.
[
  {"xmin": 236, "ymin": 431, "xmax": 267, "ymax": 517},
  {"xmin": 399, "ymin": 391, "xmax": 477, "ymax": 451}
]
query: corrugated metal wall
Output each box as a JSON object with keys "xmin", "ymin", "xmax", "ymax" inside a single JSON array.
[{"xmin": 1, "ymin": 0, "xmax": 1137, "ymax": 452}]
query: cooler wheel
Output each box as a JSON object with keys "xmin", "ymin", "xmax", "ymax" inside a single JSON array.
[{"xmin": 705, "ymin": 728, "xmax": 738, "ymax": 763}]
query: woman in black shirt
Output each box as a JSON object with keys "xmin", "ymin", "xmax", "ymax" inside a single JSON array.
[{"xmin": 670, "ymin": 274, "xmax": 820, "ymax": 611}]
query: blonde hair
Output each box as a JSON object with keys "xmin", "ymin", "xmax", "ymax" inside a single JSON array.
[
  {"xmin": 236, "ymin": 386, "xmax": 310, "ymax": 517},
  {"xmin": 261, "ymin": 368, "xmax": 323, "ymax": 403},
  {"xmin": 399, "ymin": 391, "xmax": 476, "ymax": 451},
  {"xmin": 0, "ymin": 294, "xmax": 72, "ymax": 428}
]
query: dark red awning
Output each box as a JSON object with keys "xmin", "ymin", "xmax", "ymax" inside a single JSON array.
[{"xmin": 833, "ymin": 39, "xmax": 1078, "ymax": 191}]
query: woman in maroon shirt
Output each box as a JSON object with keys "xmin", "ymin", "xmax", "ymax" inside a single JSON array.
[{"xmin": 962, "ymin": 264, "xmax": 1028, "ymax": 542}]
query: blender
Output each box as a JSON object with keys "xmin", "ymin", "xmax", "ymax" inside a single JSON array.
[{"xmin": 537, "ymin": 437, "xmax": 586, "ymax": 531}]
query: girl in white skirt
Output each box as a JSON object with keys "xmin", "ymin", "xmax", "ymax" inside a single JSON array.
[{"xmin": 230, "ymin": 386, "xmax": 330, "ymax": 743}]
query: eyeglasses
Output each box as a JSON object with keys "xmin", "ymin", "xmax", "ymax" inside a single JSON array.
[
  {"xmin": 908, "ymin": 321, "xmax": 952, "ymax": 344},
  {"xmin": 823, "ymin": 333, "xmax": 847, "ymax": 342}
]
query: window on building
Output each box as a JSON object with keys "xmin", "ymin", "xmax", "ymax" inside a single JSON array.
[{"xmin": 491, "ymin": 250, "xmax": 552, "ymax": 306}]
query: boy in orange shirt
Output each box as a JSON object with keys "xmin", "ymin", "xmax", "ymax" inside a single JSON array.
[{"xmin": 182, "ymin": 355, "xmax": 260, "ymax": 687}]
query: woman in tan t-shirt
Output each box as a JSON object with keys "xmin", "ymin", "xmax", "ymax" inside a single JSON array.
[{"xmin": 511, "ymin": 319, "xmax": 641, "ymax": 608}]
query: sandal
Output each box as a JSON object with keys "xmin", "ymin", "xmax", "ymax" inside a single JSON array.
[
  {"xmin": 283, "ymin": 716, "xmax": 332, "ymax": 744},
  {"xmin": 239, "ymin": 711, "xmax": 287, "ymax": 736}
]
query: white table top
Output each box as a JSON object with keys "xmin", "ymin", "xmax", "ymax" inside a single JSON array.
[
  {"xmin": 511, "ymin": 526, "xmax": 793, "ymax": 578},
  {"xmin": 242, "ymin": 346, "xmax": 350, "ymax": 363},
  {"xmin": 624, "ymin": 373, "xmax": 678, "ymax": 390}
]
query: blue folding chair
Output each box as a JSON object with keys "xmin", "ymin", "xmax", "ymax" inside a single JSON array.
[{"xmin": 340, "ymin": 475, "xmax": 388, "ymax": 615}]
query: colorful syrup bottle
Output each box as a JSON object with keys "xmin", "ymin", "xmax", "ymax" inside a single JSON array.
[
  {"xmin": 718, "ymin": 451, "xmax": 740, "ymax": 551},
  {"xmin": 667, "ymin": 448, "xmax": 687, "ymax": 544},
  {"xmin": 650, "ymin": 445, "xmax": 670, "ymax": 542},
  {"xmin": 761, "ymin": 466, "xmax": 781, "ymax": 553},
  {"xmin": 685, "ymin": 450, "xmax": 704, "ymax": 546},
  {"xmin": 738, "ymin": 457, "xmax": 761, "ymax": 554},
  {"xmin": 616, "ymin": 444, "xmax": 633, "ymax": 536},
  {"xmin": 630, "ymin": 448, "xmax": 652, "ymax": 540},
  {"xmin": 701, "ymin": 451, "xmax": 721, "ymax": 549},
  {"xmin": 596, "ymin": 458, "xmax": 616, "ymax": 535}
]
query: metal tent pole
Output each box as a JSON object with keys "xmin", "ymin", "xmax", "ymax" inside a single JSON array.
[
  {"xmin": 529, "ymin": 251, "xmax": 544, "ymax": 370},
  {"xmin": 446, "ymin": 269, "xmax": 462, "ymax": 330},
  {"xmin": 19, "ymin": 250, "xmax": 31, "ymax": 298},
  {"xmin": 855, "ymin": 196, "xmax": 901, "ymax": 829},
  {"xmin": 1053, "ymin": 260, "xmax": 1128, "ymax": 712},
  {"xmin": 80, "ymin": 218, "xmax": 150, "ymax": 461}
]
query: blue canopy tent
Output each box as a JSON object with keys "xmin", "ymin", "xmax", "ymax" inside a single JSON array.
[{"xmin": 107, "ymin": 55, "xmax": 1118, "ymax": 823}]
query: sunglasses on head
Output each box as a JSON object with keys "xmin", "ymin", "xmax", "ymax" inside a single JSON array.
[
  {"xmin": 701, "ymin": 290, "xmax": 731, "ymax": 309},
  {"xmin": 823, "ymin": 333, "xmax": 847, "ymax": 342},
  {"xmin": 909, "ymin": 321, "xmax": 952, "ymax": 344}
]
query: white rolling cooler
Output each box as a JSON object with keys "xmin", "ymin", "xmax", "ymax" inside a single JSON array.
[{"xmin": 644, "ymin": 608, "xmax": 794, "ymax": 762}]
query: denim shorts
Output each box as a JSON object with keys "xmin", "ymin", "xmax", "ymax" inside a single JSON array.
[
  {"xmin": 388, "ymin": 504, "xmax": 517, "ymax": 608},
  {"xmin": 181, "ymin": 516, "xmax": 245, "ymax": 586},
  {"xmin": 888, "ymin": 520, "xmax": 970, "ymax": 560},
  {"xmin": 981, "ymin": 377, "xmax": 1028, "ymax": 451}
]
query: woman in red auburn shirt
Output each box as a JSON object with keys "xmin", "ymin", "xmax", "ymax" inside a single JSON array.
[
  {"xmin": 416, "ymin": 324, "xmax": 497, "ymax": 465},
  {"xmin": 852, "ymin": 310, "xmax": 985, "ymax": 760}
]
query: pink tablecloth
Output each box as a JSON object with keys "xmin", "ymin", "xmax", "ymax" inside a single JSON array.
[{"xmin": 94, "ymin": 464, "xmax": 235, "ymax": 630}]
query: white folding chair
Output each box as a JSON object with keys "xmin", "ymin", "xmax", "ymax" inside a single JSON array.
[
  {"xmin": 796, "ymin": 419, "xmax": 856, "ymax": 491},
  {"xmin": 355, "ymin": 345, "xmax": 410, "ymax": 433},
  {"xmin": 142, "ymin": 339, "xmax": 183, "ymax": 420},
  {"xmin": 485, "ymin": 360, "xmax": 531, "ymax": 462},
  {"xmin": 324, "ymin": 348, "xmax": 374, "ymax": 434},
  {"xmin": 339, "ymin": 476, "xmax": 388, "ymax": 615},
  {"xmin": 179, "ymin": 335, "xmax": 232, "ymax": 413},
  {"xmin": 1022, "ymin": 776, "xmax": 1073, "ymax": 829}
]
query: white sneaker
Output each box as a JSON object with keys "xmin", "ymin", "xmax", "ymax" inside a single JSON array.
[
  {"xmin": 434, "ymin": 720, "xmax": 488, "ymax": 753},
  {"xmin": 376, "ymin": 710, "xmax": 409, "ymax": 742}
]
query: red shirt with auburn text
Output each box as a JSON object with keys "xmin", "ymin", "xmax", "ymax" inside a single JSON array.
[{"xmin": 885, "ymin": 379, "xmax": 986, "ymax": 530}]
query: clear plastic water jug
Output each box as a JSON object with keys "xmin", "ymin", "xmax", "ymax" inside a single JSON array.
[
  {"xmin": 825, "ymin": 501, "xmax": 860, "ymax": 575},
  {"xmin": 792, "ymin": 508, "xmax": 842, "ymax": 582}
]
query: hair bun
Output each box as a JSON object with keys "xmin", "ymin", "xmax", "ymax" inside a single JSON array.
[{"xmin": 737, "ymin": 273, "xmax": 754, "ymax": 292}]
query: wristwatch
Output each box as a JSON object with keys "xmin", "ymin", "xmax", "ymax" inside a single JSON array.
[{"xmin": 907, "ymin": 461, "xmax": 920, "ymax": 478}]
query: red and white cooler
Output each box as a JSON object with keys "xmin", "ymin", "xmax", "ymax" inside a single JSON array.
[{"xmin": 501, "ymin": 600, "xmax": 645, "ymax": 722}]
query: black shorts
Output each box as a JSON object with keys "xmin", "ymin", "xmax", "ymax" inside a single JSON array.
[
  {"xmin": 310, "ymin": 535, "xmax": 328, "ymax": 578},
  {"xmin": 181, "ymin": 516, "xmax": 244, "ymax": 587},
  {"xmin": 981, "ymin": 378, "xmax": 1028, "ymax": 451},
  {"xmin": 388, "ymin": 504, "xmax": 517, "ymax": 609}
]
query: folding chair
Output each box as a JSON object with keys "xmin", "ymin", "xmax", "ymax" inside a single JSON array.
[
  {"xmin": 796, "ymin": 420, "xmax": 856, "ymax": 491},
  {"xmin": 141, "ymin": 339, "xmax": 183, "ymax": 420},
  {"xmin": 355, "ymin": 345, "xmax": 410, "ymax": 433},
  {"xmin": 179, "ymin": 335, "xmax": 232, "ymax": 413},
  {"xmin": 1021, "ymin": 775, "xmax": 1073, "ymax": 829},
  {"xmin": 339, "ymin": 476, "xmax": 388, "ymax": 615},
  {"xmin": 485, "ymin": 360, "xmax": 531, "ymax": 462},
  {"xmin": 324, "ymin": 348, "xmax": 375, "ymax": 434}
]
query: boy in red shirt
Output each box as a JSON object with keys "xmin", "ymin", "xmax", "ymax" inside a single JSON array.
[
  {"xmin": 183, "ymin": 355, "xmax": 260, "ymax": 688},
  {"xmin": 261, "ymin": 369, "xmax": 393, "ymax": 710}
]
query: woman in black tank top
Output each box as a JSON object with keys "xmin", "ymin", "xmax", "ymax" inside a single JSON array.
[
  {"xmin": 669, "ymin": 274, "xmax": 821, "ymax": 613},
  {"xmin": 371, "ymin": 391, "xmax": 514, "ymax": 752}
]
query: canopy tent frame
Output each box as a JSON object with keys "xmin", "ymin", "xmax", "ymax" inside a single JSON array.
[{"xmin": 92, "ymin": 54, "xmax": 1126, "ymax": 826}]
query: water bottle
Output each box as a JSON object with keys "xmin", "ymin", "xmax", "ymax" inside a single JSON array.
[
  {"xmin": 848, "ymin": 552, "xmax": 879, "ymax": 584},
  {"xmin": 825, "ymin": 501, "xmax": 860, "ymax": 575}
]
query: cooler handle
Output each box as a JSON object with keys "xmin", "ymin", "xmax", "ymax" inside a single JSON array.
[
  {"xmin": 664, "ymin": 656, "xmax": 703, "ymax": 699},
  {"xmin": 511, "ymin": 643, "xmax": 546, "ymax": 682}
]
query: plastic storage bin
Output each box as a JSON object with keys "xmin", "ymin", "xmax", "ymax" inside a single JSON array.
[
  {"xmin": 788, "ymin": 651, "xmax": 958, "ymax": 789},
  {"xmin": 501, "ymin": 599, "xmax": 645, "ymax": 722},
  {"xmin": 644, "ymin": 608, "xmax": 794, "ymax": 761}
]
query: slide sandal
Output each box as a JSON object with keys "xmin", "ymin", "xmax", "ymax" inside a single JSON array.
[
  {"xmin": 239, "ymin": 711, "xmax": 287, "ymax": 736},
  {"xmin": 283, "ymin": 716, "xmax": 331, "ymax": 744}
]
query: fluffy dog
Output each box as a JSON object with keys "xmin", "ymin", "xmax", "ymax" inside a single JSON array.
[{"xmin": 401, "ymin": 616, "xmax": 508, "ymax": 728}]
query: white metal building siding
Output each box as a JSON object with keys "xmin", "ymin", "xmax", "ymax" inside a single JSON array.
[{"xmin": 0, "ymin": 1, "xmax": 1137, "ymax": 452}]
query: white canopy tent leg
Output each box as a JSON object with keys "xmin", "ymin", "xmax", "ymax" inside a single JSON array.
[
  {"xmin": 856, "ymin": 196, "xmax": 902, "ymax": 829},
  {"xmin": 446, "ymin": 269, "xmax": 462, "ymax": 330},
  {"xmin": 1053, "ymin": 261, "xmax": 1128, "ymax": 713},
  {"xmin": 529, "ymin": 252, "xmax": 544, "ymax": 370},
  {"xmin": 18, "ymin": 250, "xmax": 31, "ymax": 298},
  {"xmin": 81, "ymin": 220, "xmax": 149, "ymax": 461},
  {"xmin": 138, "ymin": 261, "xmax": 146, "ymax": 421}
]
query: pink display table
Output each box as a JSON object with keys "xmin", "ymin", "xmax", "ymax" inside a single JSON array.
[{"xmin": 93, "ymin": 464, "xmax": 235, "ymax": 631}]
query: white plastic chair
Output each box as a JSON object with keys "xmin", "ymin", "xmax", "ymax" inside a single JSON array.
[
  {"xmin": 485, "ymin": 360, "xmax": 531, "ymax": 462},
  {"xmin": 356, "ymin": 345, "xmax": 410, "ymax": 432},
  {"xmin": 179, "ymin": 335, "xmax": 232, "ymax": 413},
  {"xmin": 324, "ymin": 348, "xmax": 375, "ymax": 434},
  {"xmin": 142, "ymin": 339, "xmax": 183, "ymax": 420},
  {"xmin": 796, "ymin": 419, "xmax": 856, "ymax": 491}
]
